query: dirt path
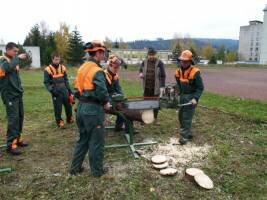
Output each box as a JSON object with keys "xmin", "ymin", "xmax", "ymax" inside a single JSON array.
[{"xmin": 121, "ymin": 68, "xmax": 267, "ymax": 101}]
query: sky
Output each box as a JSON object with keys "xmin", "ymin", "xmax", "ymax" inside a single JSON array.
[{"xmin": 0, "ymin": 0, "xmax": 267, "ymax": 43}]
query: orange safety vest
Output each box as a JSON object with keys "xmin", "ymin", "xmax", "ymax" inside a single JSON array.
[
  {"xmin": 104, "ymin": 69, "xmax": 118, "ymax": 85},
  {"xmin": 175, "ymin": 66, "xmax": 200, "ymax": 83},
  {"xmin": 75, "ymin": 61, "xmax": 103, "ymax": 94},
  {"xmin": 0, "ymin": 56, "xmax": 10, "ymax": 77},
  {"xmin": 45, "ymin": 64, "xmax": 66, "ymax": 78}
]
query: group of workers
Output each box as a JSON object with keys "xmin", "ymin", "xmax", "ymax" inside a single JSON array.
[{"xmin": 0, "ymin": 41, "xmax": 204, "ymax": 177}]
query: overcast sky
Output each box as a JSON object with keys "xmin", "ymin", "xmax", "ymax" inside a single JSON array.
[{"xmin": 0, "ymin": 0, "xmax": 266, "ymax": 43}]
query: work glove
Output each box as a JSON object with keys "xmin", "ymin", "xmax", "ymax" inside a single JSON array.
[
  {"xmin": 104, "ymin": 102, "xmax": 112, "ymax": 111},
  {"xmin": 190, "ymin": 98, "xmax": 198, "ymax": 105},
  {"xmin": 139, "ymin": 73, "xmax": 144, "ymax": 79},
  {"xmin": 18, "ymin": 53, "xmax": 27, "ymax": 60},
  {"xmin": 68, "ymin": 89, "xmax": 73, "ymax": 95},
  {"xmin": 159, "ymin": 87, "xmax": 165, "ymax": 98}
]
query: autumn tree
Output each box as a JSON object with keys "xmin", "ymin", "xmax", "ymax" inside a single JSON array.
[{"xmin": 54, "ymin": 23, "xmax": 70, "ymax": 63}]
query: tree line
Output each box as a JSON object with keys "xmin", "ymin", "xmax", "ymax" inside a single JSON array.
[
  {"xmin": 2, "ymin": 22, "xmax": 238, "ymax": 67},
  {"xmin": 170, "ymin": 35, "xmax": 238, "ymax": 64}
]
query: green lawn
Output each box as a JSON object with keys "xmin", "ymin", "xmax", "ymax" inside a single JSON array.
[{"xmin": 0, "ymin": 68, "xmax": 266, "ymax": 200}]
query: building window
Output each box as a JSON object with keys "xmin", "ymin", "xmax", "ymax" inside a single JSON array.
[
  {"xmin": 255, "ymin": 47, "xmax": 258, "ymax": 51},
  {"xmin": 255, "ymin": 58, "xmax": 258, "ymax": 61},
  {"xmin": 250, "ymin": 48, "xmax": 253, "ymax": 51},
  {"xmin": 249, "ymin": 58, "xmax": 252, "ymax": 61}
]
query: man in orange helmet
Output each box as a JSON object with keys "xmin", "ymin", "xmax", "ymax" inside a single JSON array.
[
  {"xmin": 104, "ymin": 54, "xmax": 131, "ymax": 133},
  {"xmin": 69, "ymin": 40, "xmax": 111, "ymax": 177},
  {"xmin": 175, "ymin": 50, "xmax": 204, "ymax": 145}
]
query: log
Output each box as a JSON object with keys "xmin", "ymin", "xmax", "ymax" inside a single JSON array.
[
  {"xmin": 109, "ymin": 102, "xmax": 155, "ymax": 124},
  {"xmin": 141, "ymin": 110, "xmax": 154, "ymax": 124}
]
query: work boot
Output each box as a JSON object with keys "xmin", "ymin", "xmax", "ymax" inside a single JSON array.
[
  {"xmin": 188, "ymin": 135, "xmax": 193, "ymax": 140},
  {"xmin": 7, "ymin": 148, "xmax": 22, "ymax": 156},
  {"xmin": 102, "ymin": 166, "xmax": 109, "ymax": 174},
  {"xmin": 67, "ymin": 116, "xmax": 75, "ymax": 124},
  {"xmin": 18, "ymin": 141, "xmax": 29, "ymax": 147},
  {"xmin": 114, "ymin": 126, "xmax": 123, "ymax": 132},
  {"xmin": 17, "ymin": 135, "xmax": 29, "ymax": 147},
  {"xmin": 7, "ymin": 139, "xmax": 22, "ymax": 155},
  {"xmin": 57, "ymin": 119, "xmax": 65, "ymax": 128},
  {"xmin": 179, "ymin": 137, "xmax": 188, "ymax": 145},
  {"xmin": 93, "ymin": 167, "xmax": 109, "ymax": 178},
  {"xmin": 69, "ymin": 166, "xmax": 85, "ymax": 176}
]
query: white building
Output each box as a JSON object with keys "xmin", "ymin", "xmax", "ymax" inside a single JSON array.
[
  {"xmin": 260, "ymin": 5, "xmax": 267, "ymax": 64},
  {"xmin": 238, "ymin": 20, "xmax": 263, "ymax": 62},
  {"xmin": 0, "ymin": 45, "xmax": 41, "ymax": 68},
  {"xmin": 239, "ymin": 5, "xmax": 267, "ymax": 64}
]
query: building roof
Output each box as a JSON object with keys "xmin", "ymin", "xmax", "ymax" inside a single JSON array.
[{"xmin": 249, "ymin": 20, "xmax": 263, "ymax": 25}]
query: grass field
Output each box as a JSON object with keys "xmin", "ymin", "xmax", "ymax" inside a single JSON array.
[{"xmin": 0, "ymin": 68, "xmax": 266, "ymax": 200}]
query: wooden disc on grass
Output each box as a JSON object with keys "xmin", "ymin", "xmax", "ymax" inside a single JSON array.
[
  {"xmin": 185, "ymin": 168, "xmax": 204, "ymax": 181},
  {"xmin": 159, "ymin": 168, "xmax": 178, "ymax": 176},
  {"xmin": 153, "ymin": 162, "xmax": 169, "ymax": 169},
  {"xmin": 194, "ymin": 173, "xmax": 214, "ymax": 189},
  {"xmin": 151, "ymin": 155, "xmax": 167, "ymax": 164}
]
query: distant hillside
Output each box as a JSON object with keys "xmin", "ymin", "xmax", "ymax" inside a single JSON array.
[{"xmin": 127, "ymin": 38, "xmax": 239, "ymax": 51}]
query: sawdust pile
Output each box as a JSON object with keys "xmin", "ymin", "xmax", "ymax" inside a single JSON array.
[{"xmin": 141, "ymin": 137, "xmax": 211, "ymax": 169}]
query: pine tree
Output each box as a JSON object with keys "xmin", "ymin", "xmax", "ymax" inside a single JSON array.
[
  {"xmin": 189, "ymin": 46, "xmax": 200, "ymax": 64},
  {"xmin": 42, "ymin": 33, "xmax": 57, "ymax": 65},
  {"xmin": 17, "ymin": 44, "xmax": 32, "ymax": 68},
  {"xmin": 67, "ymin": 27, "xmax": 84, "ymax": 66},
  {"xmin": 23, "ymin": 23, "xmax": 57, "ymax": 66},
  {"xmin": 113, "ymin": 40, "xmax": 119, "ymax": 49},
  {"xmin": 216, "ymin": 45, "xmax": 226, "ymax": 63},
  {"xmin": 172, "ymin": 42, "xmax": 182, "ymax": 61},
  {"xmin": 208, "ymin": 54, "xmax": 217, "ymax": 64},
  {"xmin": 23, "ymin": 24, "xmax": 42, "ymax": 46}
]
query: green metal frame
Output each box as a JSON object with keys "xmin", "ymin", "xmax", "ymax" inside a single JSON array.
[
  {"xmin": 0, "ymin": 143, "xmax": 12, "ymax": 173},
  {"xmin": 0, "ymin": 168, "xmax": 12, "ymax": 173},
  {"xmin": 105, "ymin": 111, "xmax": 157, "ymax": 158}
]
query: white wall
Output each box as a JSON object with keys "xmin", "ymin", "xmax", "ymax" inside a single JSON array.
[
  {"xmin": 260, "ymin": 5, "xmax": 267, "ymax": 64},
  {"xmin": 238, "ymin": 22, "xmax": 263, "ymax": 62},
  {"xmin": 0, "ymin": 45, "xmax": 41, "ymax": 68}
]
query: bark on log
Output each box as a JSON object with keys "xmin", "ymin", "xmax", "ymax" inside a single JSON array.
[{"xmin": 108, "ymin": 102, "xmax": 155, "ymax": 124}]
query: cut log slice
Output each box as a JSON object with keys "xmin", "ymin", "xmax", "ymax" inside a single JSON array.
[
  {"xmin": 194, "ymin": 173, "xmax": 214, "ymax": 189},
  {"xmin": 153, "ymin": 162, "xmax": 169, "ymax": 169},
  {"xmin": 185, "ymin": 168, "xmax": 204, "ymax": 180},
  {"xmin": 141, "ymin": 110, "xmax": 155, "ymax": 124},
  {"xmin": 151, "ymin": 155, "xmax": 168, "ymax": 164},
  {"xmin": 159, "ymin": 168, "xmax": 178, "ymax": 176}
]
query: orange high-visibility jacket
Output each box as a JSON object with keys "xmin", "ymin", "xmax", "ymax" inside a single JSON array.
[
  {"xmin": 175, "ymin": 66, "xmax": 200, "ymax": 83},
  {"xmin": 75, "ymin": 61, "xmax": 103, "ymax": 94}
]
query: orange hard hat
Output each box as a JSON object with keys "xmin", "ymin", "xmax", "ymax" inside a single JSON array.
[
  {"xmin": 178, "ymin": 50, "xmax": 193, "ymax": 61},
  {"xmin": 84, "ymin": 40, "xmax": 106, "ymax": 52}
]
